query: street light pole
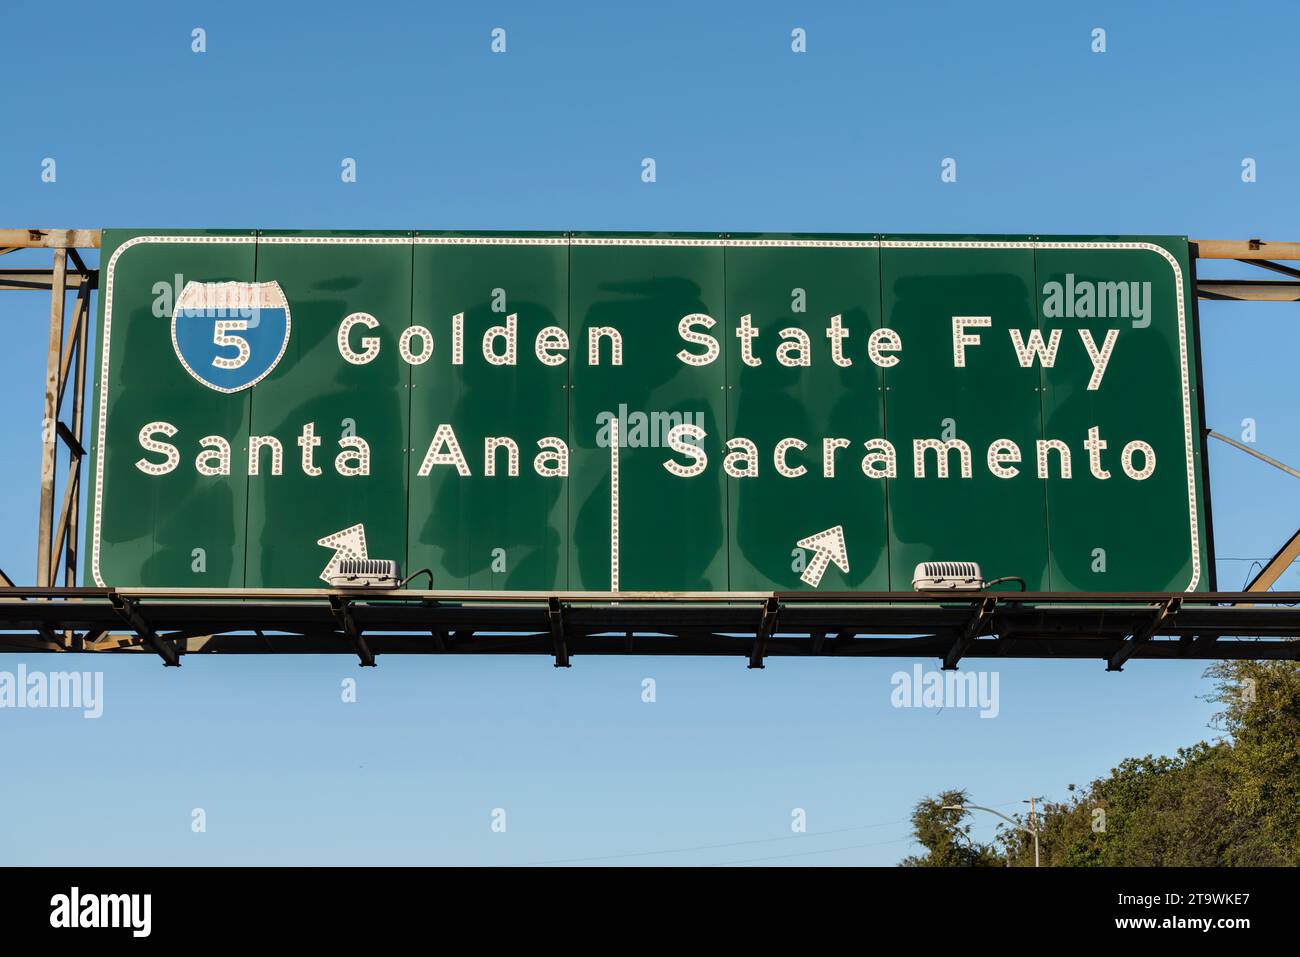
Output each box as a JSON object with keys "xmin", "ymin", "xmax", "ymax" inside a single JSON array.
[{"xmin": 941, "ymin": 801, "xmax": 1042, "ymax": 867}]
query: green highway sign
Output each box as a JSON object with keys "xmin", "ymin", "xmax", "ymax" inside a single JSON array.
[{"xmin": 86, "ymin": 231, "xmax": 1212, "ymax": 592}]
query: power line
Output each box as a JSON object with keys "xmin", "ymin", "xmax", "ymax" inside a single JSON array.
[
  {"xmin": 523, "ymin": 818, "xmax": 909, "ymax": 866},
  {"xmin": 521, "ymin": 800, "xmax": 1025, "ymax": 866},
  {"xmin": 1217, "ymin": 556, "xmax": 1300, "ymax": 563},
  {"xmin": 707, "ymin": 835, "xmax": 915, "ymax": 867}
]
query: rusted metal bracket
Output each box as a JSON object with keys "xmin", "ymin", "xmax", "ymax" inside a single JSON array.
[
  {"xmin": 0, "ymin": 229, "xmax": 101, "ymax": 249},
  {"xmin": 1108, "ymin": 596, "xmax": 1181, "ymax": 672},
  {"xmin": 943, "ymin": 596, "xmax": 998, "ymax": 670},
  {"xmin": 109, "ymin": 593, "xmax": 179, "ymax": 666},
  {"xmin": 548, "ymin": 596, "xmax": 569, "ymax": 667},
  {"xmin": 1194, "ymin": 238, "xmax": 1300, "ymax": 260},
  {"xmin": 749, "ymin": 596, "xmax": 780, "ymax": 669},
  {"xmin": 329, "ymin": 595, "xmax": 375, "ymax": 667},
  {"xmin": 0, "ymin": 269, "xmax": 97, "ymax": 292}
]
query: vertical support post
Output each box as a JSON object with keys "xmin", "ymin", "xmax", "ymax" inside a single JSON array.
[
  {"xmin": 63, "ymin": 281, "xmax": 90, "ymax": 590},
  {"xmin": 37, "ymin": 249, "xmax": 67, "ymax": 588}
]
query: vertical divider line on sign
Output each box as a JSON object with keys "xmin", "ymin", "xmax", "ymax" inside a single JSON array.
[{"xmin": 610, "ymin": 415, "xmax": 619, "ymax": 593}]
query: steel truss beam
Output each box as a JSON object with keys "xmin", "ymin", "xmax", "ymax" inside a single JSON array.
[
  {"xmin": 1242, "ymin": 528, "xmax": 1300, "ymax": 599},
  {"xmin": 0, "ymin": 588, "xmax": 1298, "ymax": 669},
  {"xmin": 1192, "ymin": 239, "xmax": 1300, "ymax": 300},
  {"xmin": 0, "ymin": 269, "xmax": 97, "ymax": 292}
]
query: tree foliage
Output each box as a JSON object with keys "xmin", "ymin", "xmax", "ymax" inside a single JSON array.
[
  {"xmin": 900, "ymin": 789, "xmax": 1003, "ymax": 867},
  {"xmin": 902, "ymin": 660, "xmax": 1300, "ymax": 866}
]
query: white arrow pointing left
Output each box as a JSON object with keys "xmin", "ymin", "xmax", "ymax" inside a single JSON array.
[
  {"xmin": 796, "ymin": 525, "xmax": 849, "ymax": 587},
  {"xmin": 317, "ymin": 523, "xmax": 369, "ymax": 584}
]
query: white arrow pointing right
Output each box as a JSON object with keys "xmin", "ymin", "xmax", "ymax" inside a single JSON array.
[{"xmin": 796, "ymin": 525, "xmax": 849, "ymax": 587}]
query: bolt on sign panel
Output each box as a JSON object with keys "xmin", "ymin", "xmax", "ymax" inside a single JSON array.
[{"xmin": 86, "ymin": 231, "xmax": 1212, "ymax": 593}]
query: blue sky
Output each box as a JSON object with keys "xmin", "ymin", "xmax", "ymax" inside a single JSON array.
[{"xmin": 2, "ymin": 0, "xmax": 1298, "ymax": 865}]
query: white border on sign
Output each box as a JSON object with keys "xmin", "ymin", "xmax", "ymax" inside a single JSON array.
[{"xmin": 91, "ymin": 236, "xmax": 1201, "ymax": 592}]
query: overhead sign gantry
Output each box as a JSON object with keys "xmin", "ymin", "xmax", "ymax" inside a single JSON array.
[{"xmin": 1, "ymin": 227, "xmax": 1298, "ymax": 668}]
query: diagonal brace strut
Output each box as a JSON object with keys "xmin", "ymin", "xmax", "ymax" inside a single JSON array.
[
  {"xmin": 109, "ymin": 593, "xmax": 179, "ymax": 666},
  {"xmin": 1108, "ymin": 596, "xmax": 1181, "ymax": 672},
  {"xmin": 329, "ymin": 595, "xmax": 375, "ymax": 667},
  {"xmin": 943, "ymin": 596, "xmax": 998, "ymax": 670}
]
